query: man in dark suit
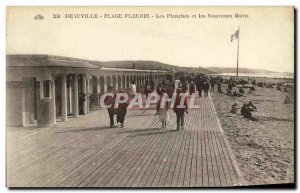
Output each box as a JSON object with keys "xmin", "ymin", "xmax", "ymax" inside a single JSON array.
[{"xmin": 104, "ymin": 86, "xmax": 116, "ymax": 128}]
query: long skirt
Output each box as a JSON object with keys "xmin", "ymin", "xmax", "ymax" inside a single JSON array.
[{"xmin": 158, "ymin": 108, "xmax": 169, "ymax": 122}]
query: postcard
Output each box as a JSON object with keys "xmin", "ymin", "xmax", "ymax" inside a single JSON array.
[{"xmin": 6, "ymin": 6, "xmax": 294, "ymax": 188}]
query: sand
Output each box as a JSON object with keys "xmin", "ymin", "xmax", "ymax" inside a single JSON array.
[{"xmin": 210, "ymin": 78, "xmax": 294, "ymax": 185}]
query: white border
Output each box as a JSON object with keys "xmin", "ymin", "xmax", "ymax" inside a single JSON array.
[{"xmin": 1, "ymin": 1, "xmax": 298, "ymax": 193}]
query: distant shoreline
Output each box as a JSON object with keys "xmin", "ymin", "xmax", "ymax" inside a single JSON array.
[{"xmin": 211, "ymin": 72, "xmax": 294, "ymax": 80}]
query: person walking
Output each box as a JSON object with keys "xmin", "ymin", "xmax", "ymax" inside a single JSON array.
[
  {"xmin": 166, "ymin": 83, "xmax": 174, "ymax": 99},
  {"xmin": 210, "ymin": 78, "xmax": 215, "ymax": 92},
  {"xmin": 104, "ymin": 86, "xmax": 116, "ymax": 128},
  {"xmin": 203, "ymin": 81, "xmax": 210, "ymax": 97},
  {"xmin": 182, "ymin": 81, "xmax": 188, "ymax": 93},
  {"xmin": 116, "ymin": 91, "xmax": 129, "ymax": 128},
  {"xmin": 198, "ymin": 79, "xmax": 204, "ymax": 97},
  {"xmin": 156, "ymin": 83, "xmax": 163, "ymax": 96},
  {"xmin": 156, "ymin": 90, "xmax": 169, "ymax": 128},
  {"xmin": 150, "ymin": 80, "xmax": 155, "ymax": 92},
  {"xmin": 173, "ymin": 88, "xmax": 188, "ymax": 130},
  {"xmin": 189, "ymin": 81, "xmax": 195, "ymax": 95},
  {"xmin": 130, "ymin": 81, "xmax": 137, "ymax": 99},
  {"xmin": 144, "ymin": 82, "xmax": 152, "ymax": 99},
  {"xmin": 218, "ymin": 81, "xmax": 222, "ymax": 93}
]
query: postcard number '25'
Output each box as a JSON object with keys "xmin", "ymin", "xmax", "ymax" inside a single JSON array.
[{"xmin": 53, "ymin": 14, "xmax": 61, "ymax": 19}]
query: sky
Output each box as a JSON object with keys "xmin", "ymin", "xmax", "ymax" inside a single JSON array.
[{"xmin": 6, "ymin": 6, "xmax": 294, "ymax": 73}]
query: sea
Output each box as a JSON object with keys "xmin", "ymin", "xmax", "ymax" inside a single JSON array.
[{"xmin": 212, "ymin": 72, "xmax": 294, "ymax": 79}]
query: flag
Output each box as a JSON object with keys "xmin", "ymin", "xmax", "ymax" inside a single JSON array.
[{"xmin": 231, "ymin": 29, "xmax": 239, "ymax": 42}]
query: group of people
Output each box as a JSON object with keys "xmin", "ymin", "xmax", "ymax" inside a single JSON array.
[
  {"xmin": 147, "ymin": 78, "xmax": 189, "ymax": 130},
  {"xmin": 218, "ymin": 77, "xmax": 259, "ymax": 121},
  {"xmin": 103, "ymin": 76, "xmax": 198, "ymax": 130},
  {"xmin": 154, "ymin": 86, "xmax": 188, "ymax": 130},
  {"xmin": 104, "ymin": 74, "xmax": 264, "ymax": 129},
  {"xmin": 94, "ymin": 73, "xmax": 292, "ymax": 128},
  {"xmin": 186, "ymin": 76, "xmax": 212, "ymax": 97},
  {"xmin": 230, "ymin": 101, "xmax": 257, "ymax": 120},
  {"xmin": 104, "ymin": 87, "xmax": 129, "ymax": 128}
]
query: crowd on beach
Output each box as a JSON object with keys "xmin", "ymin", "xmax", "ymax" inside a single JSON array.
[
  {"xmin": 212, "ymin": 76, "xmax": 295, "ymax": 185},
  {"xmin": 96, "ymin": 73, "xmax": 294, "ymax": 130},
  {"xmin": 217, "ymin": 76, "xmax": 294, "ymax": 120}
]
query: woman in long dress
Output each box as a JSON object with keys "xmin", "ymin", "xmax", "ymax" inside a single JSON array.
[
  {"xmin": 130, "ymin": 81, "xmax": 137, "ymax": 99},
  {"xmin": 156, "ymin": 90, "xmax": 169, "ymax": 128}
]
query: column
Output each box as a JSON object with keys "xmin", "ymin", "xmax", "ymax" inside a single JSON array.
[
  {"xmin": 143, "ymin": 74, "xmax": 145, "ymax": 85},
  {"xmin": 128, "ymin": 75, "xmax": 131, "ymax": 85},
  {"xmin": 120, "ymin": 75, "xmax": 123, "ymax": 89},
  {"xmin": 142, "ymin": 74, "xmax": 144, "ymax": 85},
  {"xmin": 126, "ymin": 75, "xmax": 129, "ymax": 88},
  {"xmin": 124, "ymin": 75, "xmax": 127, "ymax": 89},
  {"xmin": 115, "ymin": 75, "xmax": 118, "ymax": 90},
  {"xmin": 139, "ymin": 74, "xmax": 142, "ymax": 85},
  {"xmin": 128, "ymin": 75, "xmax": 130, "ymax": 88},
  {"xmin": 73, "ymin": 74, "xmax": 79, "ymax": 118},
  {"xmin": 106, "ymin": 75, "xmax": 110, "ymax": 89},
  {"xmin": 97, "ymin": 76, "xmax": 101, "ymax": 94},
  {"xmin": 103, "ymin": 75, "xmax": 107, "ymax": 93},
  {"xmin": 81, "ymin": 75, "xmax": 87, "ymax": 115},
  {"xmin": 52, "ymin": 78, "xmax": 56, "ymax": 125},
  {"xmin": 136, "ymin": 74, "xmax": 138, "ymax": 86},
  {"xmin": 61, "ymin": 74, "xmax": 68, "ymax": 122},
  {"xmin": 140, "ymin": 74, "xmax": 142, "ymax": 85},
  {"xmin": 110, "ymin": 75, "xmax": 114, "ymax": 88},
  {"xmin": 87, "ymin": 75, "xmax": 90, "ymax": 114},
  {"xmin": 129, "ymin": 75, "xmax": 132, "ymax": 85},
  {"xmin": 68, "ymin": 82, "xmax": 72, "ymax": 114}
]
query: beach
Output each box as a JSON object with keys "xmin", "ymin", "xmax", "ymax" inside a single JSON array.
[{"xmin": 210, "ymin": 77, "xmax": 294, "ymax": 185}]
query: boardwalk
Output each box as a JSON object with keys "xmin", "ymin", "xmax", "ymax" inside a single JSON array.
[{"xmin": 7, "ymin": 94, "xmax": 242, "ymax": 187}]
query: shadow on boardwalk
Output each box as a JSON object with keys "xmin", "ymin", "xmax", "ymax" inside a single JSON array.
[
  {"xmin": 55, "ymin": 126, "xmax": 117, "ymax": 134},
  {"xmin": 128, "ymin": 129, "xmax": 179, "ymax": 137},
  {"xmin": 7, "ymin": 95, "xmax": 242, "ymax": 187}
]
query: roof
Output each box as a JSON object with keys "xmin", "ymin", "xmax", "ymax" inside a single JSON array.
[
  {"xmin": 100, "ymin": 67, "xmax": 168, "ymax": 73},
  {"xmin": 6, "ymin": 54, "xmax": 212, "ymax": 74},
  {"xmin": 7, "ymin": 55, "xmax": 99, "ymax": 69},
  {"xmin": 47, "ymin": 59, "xmax": 99, "ymax": 68}
]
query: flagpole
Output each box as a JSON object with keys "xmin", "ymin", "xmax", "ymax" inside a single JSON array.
[{"xmin": 236, "ymin": 26, "xmax": 240, "ymax": 77}]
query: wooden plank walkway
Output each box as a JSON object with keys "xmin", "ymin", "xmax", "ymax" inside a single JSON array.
[{"xmin": 7, "ymin": 94, "xmax": 242, "ymax": 187}]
